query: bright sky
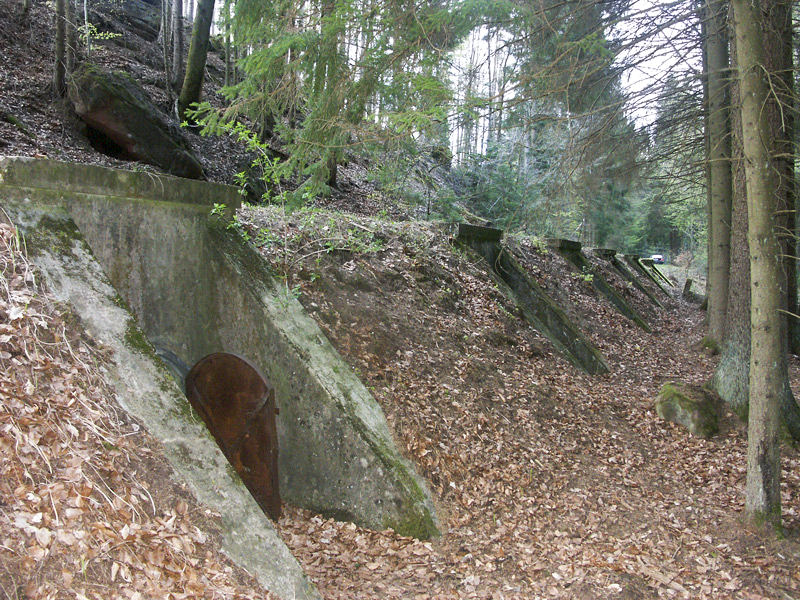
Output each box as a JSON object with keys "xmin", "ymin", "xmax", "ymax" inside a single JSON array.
[{"xmin": 614, "ymin": 0, "xmax": 703, "ymax": 126}]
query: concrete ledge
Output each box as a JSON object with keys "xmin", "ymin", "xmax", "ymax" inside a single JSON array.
[
  {"xmin": 453, "ymin": 223, "xmax": 503, "ymax": 242},
  {"xmin": 0, "ymin": 155, "xmax": 240, "ymax": 210},
  {"xmin": 625, "ymin": 254, "xmax": 671, "ymax": 297},
  {"xmin": 547, "ymin": 238, "xmax": 582, "ymax": 252},
  {"xmin": 454, "ymin": 234, "xmax": 609, "ymax": 375},
  {"xmin": 553, "ymin": 244, "xmax": 651, "ymax": 332},
  {"xmin": 593, "ymin": 248, "xmax": 617, "ymax": 259},
  {"xmin": 598, "ymin": 252, "xmax": 663, "ymax": 309}
]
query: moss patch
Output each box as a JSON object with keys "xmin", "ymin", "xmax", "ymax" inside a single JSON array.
[
  {"xmin": 655, "ymin": 382, "xmax": 720, "ymax": 438},
  {"xmin": 700, "ymin": 336, "xmax": 721, "ymax": 356}
]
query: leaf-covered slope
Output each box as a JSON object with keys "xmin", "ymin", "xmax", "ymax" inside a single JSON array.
[{"xmin": 241, "ymin": 205, "xmax": 800, "ymax": 599}]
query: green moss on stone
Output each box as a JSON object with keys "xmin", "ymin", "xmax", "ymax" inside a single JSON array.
[
  {"xmin": 124, "ymin": 318, "xmax": 155, "ymax": 355},
  {"xmin": 700, "ymin": 337, "xmax": 721, "ymax": 355},
  {"xmin": 22, "ymin": 215, "xmax": 84, "ymax": 258},
  {"xmin": 656, "ymin": 382, "xmax": 719, "ymax": 438}
]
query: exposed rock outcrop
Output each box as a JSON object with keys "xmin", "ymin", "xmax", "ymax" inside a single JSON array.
[{"xmin": 69, "ymin": 63, "xmax": 203, "ymax": 179}]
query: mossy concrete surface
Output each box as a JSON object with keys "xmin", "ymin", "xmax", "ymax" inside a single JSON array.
[
  {"xmin": 548, "ymin": 239, "xmax": 651, "ymax": 332},
  {"xmin": 0, "ymin": 157, "xmax": 438, "ymax": 537},
  {"xmin": 624, "ymin": 254, "xmax": 672, "ymax": 299},
  {"xmin": 593, "ymin": 249, "xmax": 664, "ymax": 309},
  {"xmin": 0, "ymin": 207, "xmax": 318, "ymax": 600},
  {"xmin": 0, "ymin": 155, "xmax": 238, "ymax": 211},
  {"xmin": 655, "ymin": 382, "xmax": 720, "ymax": 439},
  {"xmin": 641, "ymin": 258, "xmax": 674, "ymax": 288},
  {"xmin": 454, "ymin": 226, "xmax": 609, "ymax": 375}
]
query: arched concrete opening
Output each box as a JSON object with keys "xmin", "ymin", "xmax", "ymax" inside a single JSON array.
[{"xmin": 185, "ymin": 352, "xmax": 281, "ymax": 522}]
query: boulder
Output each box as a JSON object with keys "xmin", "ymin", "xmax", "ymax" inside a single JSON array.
[
  {"xmin": 655, "ymin": 382, "xmax": 720, "ymax": 438},
  {"xmin": 69, "ymin": 63, "xmax": 203, "ymax": 179}
]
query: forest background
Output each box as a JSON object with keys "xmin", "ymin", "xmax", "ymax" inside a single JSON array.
[{"xmin": 43, "ymin": 0, "xmax": 800, "ymax": 531}]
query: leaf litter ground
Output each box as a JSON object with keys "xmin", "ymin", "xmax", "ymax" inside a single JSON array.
[
  {"xmin": 0, "ymin": 0, "xmax": 799, "ymax": 593},
  {"xmin": 1, "ymin": 204, "xmax": 799, "ymax": 599},
  {"xmin": 241, "ymin": 205, "xmax": 800, "ymax": 600}
]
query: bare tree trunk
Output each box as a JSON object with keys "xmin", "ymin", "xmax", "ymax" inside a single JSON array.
[
  {"xmin": 762, "ymin": 0, "xmax": 800, "ymax": 438},
  {"xmin": 705, "ymin": 0, "xmax": 732, "ymax": 345},
  {"xmin": 172, "ymin": 0, "xmax": 184, "ymax": 89},
  {"xmin": 224, "ymin": 25, "xmax": 231, "ymax": 87},
  {"xmin": 732, "ymin": 0, "xmax": 782, "ymax": 532},
  {"xmin": 66, "ymin": 0, "xmax": 76, "ymax": 74},
  {"xmin": 162, "ymin": 0, "xmax": 173, "ymax": 104},
  {"xmin": 178, "ymin": 0, "xmax": 215, "ymax": 120},
  {"xmin": 54, "ymin": 0, "xmax": 67, "ymax": 96},
  {"xmin": 763, "ymin": 0, "xmax": 799, "ymax": 355},
  {"xmin": 83, "ymin": 0, "xmax": 90, "ymax": 59}
]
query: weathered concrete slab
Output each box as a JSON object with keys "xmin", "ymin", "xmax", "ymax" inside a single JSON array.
[
  {"xmin": 593, "ymin": 248, "xmax": 617, "ymax": 259},
  {"xmin": 4, "ymin": 209, "xmax": 318, "ymax": 600},
  {"xmin": 552, "ymin": 242, "xmax": 651, "ymax": 332},
  {"xmin": 0, "ymin": 156, "xmax": 438, "ymax": 541},
  {"xmin": 624, "ymin": 254, "xmax": 672, "ymax": 299},
  {"xmin": 640, "ymin": 258, "xmax": 673, "ymax": 287},
  {"xmin": 0, "ymin": 155, "xmax": 233, "ymax": 210},
  {"xmin": 453, "ymin": 227, "xmax": 609, "ymax": 375},
  {"xmin": 453, "ymin": 223, "xmax": 503, "ymax": 242},
  {"xmin": 546, "ymin": 237, "xmax": 582, "ymax": 252},
  {"xmin": 593, "ymin": 249, "xmax": 663, "ymax": 309}
]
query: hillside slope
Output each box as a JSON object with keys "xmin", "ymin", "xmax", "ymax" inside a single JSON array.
[
  {"xmin": 237, "ymin": 206, "xmax": 800, "ymax": 599},
  {"xmin": 1, "ymin": 1, "xmax": 800, "ymax": 598}
]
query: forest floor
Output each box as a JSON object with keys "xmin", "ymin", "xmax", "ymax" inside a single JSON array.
[{"xmin": 2, "ymin": 1, "xmax": 800, "ymax": 599}]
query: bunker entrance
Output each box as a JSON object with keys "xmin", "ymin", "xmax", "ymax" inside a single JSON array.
[{"xmin": 184, "ymin": 353, "xmax": 281, "ymax": 521}]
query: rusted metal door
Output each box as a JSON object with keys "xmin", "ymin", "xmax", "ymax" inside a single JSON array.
[{"xmin": 185, "ymin": 352, "xmax": 281, "ymax": 520}]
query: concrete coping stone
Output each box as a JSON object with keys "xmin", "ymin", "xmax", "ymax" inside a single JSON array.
[
  {"xmin": 453, "ymin": 222, "xmax": 503, "ymax": 242},
  {"xmin": 640, "ymin": 258, "xmax": 655, "ymax": 266},
  {"xmin": 593, "ymin": 248, "xmax": 617, "ymax": 258},
  {"xmin": 0, "ymin": 155, "xmax": 240, "ymax": 210},
  {"xmin": 547, "ymin": 238, "xmax": 582, "ymax": 252}
]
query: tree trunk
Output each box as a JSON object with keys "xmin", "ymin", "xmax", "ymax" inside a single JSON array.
[
  {"xmin": 710, "ymin": 97, "xmax": 750, "ymax": 418},
  {"xmin": 732, "ymin": 0, "xmax": 782, "ymax": 531},
  {"xmin": 224, "ymin": 21, "xmax": 231, "ymax": 87},
  {"xmin": 162, "ymin": 0, "xmax": 173, "ymax": 104},
  {"xmin": 710, "ymin": 0, "xmax": 800, "ymax": 441},
  {"xmin": 762, "ymin": 0, "xmax": 799, "ymax": 355},
  {"xmin": 762, "ymin": 0, "xmax": 800, "ymax": 438},
  {"xmin": 178, "ymin": 0, "xmax": 215, "ymax": 120},
  {"xmin": 705, "ymin": 0, "xmax": 732, "ymax": 344},
  {"xmin": 172, "ymin": 0, "xmax": 184, "ymax": 89},
  {"xmin": 83, "ymin": 0, "xmax": 90, "ymax": 58},
  {"xmin": 701, "ymin": 0, "xmax": 711, "ymax": 321},
  {"xmin": 66, "ymin": 0, "xmax": 76, "ymax": 75},
  {"xmin": 54, "ymin": 0, "xmax": 67, "ymax": 97}
]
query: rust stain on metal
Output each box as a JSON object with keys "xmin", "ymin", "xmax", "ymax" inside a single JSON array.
[{"xmin": 185, "ymin": 352, "xmax": 281, "ymax": 520}]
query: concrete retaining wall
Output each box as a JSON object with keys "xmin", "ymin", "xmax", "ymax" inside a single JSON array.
[
  {"xmin": 548, "ymin": 239, "xmax": 651, "ymax": 332},
  {"xmin": 452, "ymin": 224, "xmax": 609, "ymax": 375},
  {"xmin": 0, "ymin": 157, "xmax": 438, "ymax": 544}
]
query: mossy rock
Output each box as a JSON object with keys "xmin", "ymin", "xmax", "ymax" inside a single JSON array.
[
  {"xmin": 655, "ymin": 382, "xmax": 720, "ymax": 438},
  {"xmin": 68, "ymin": 63, "xmax": 203, "ymax": 179}
]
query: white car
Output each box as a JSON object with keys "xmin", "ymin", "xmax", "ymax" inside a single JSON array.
[{"xmin": 650, "ymin": 254, "xmax": 665, "ymax": 264}]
